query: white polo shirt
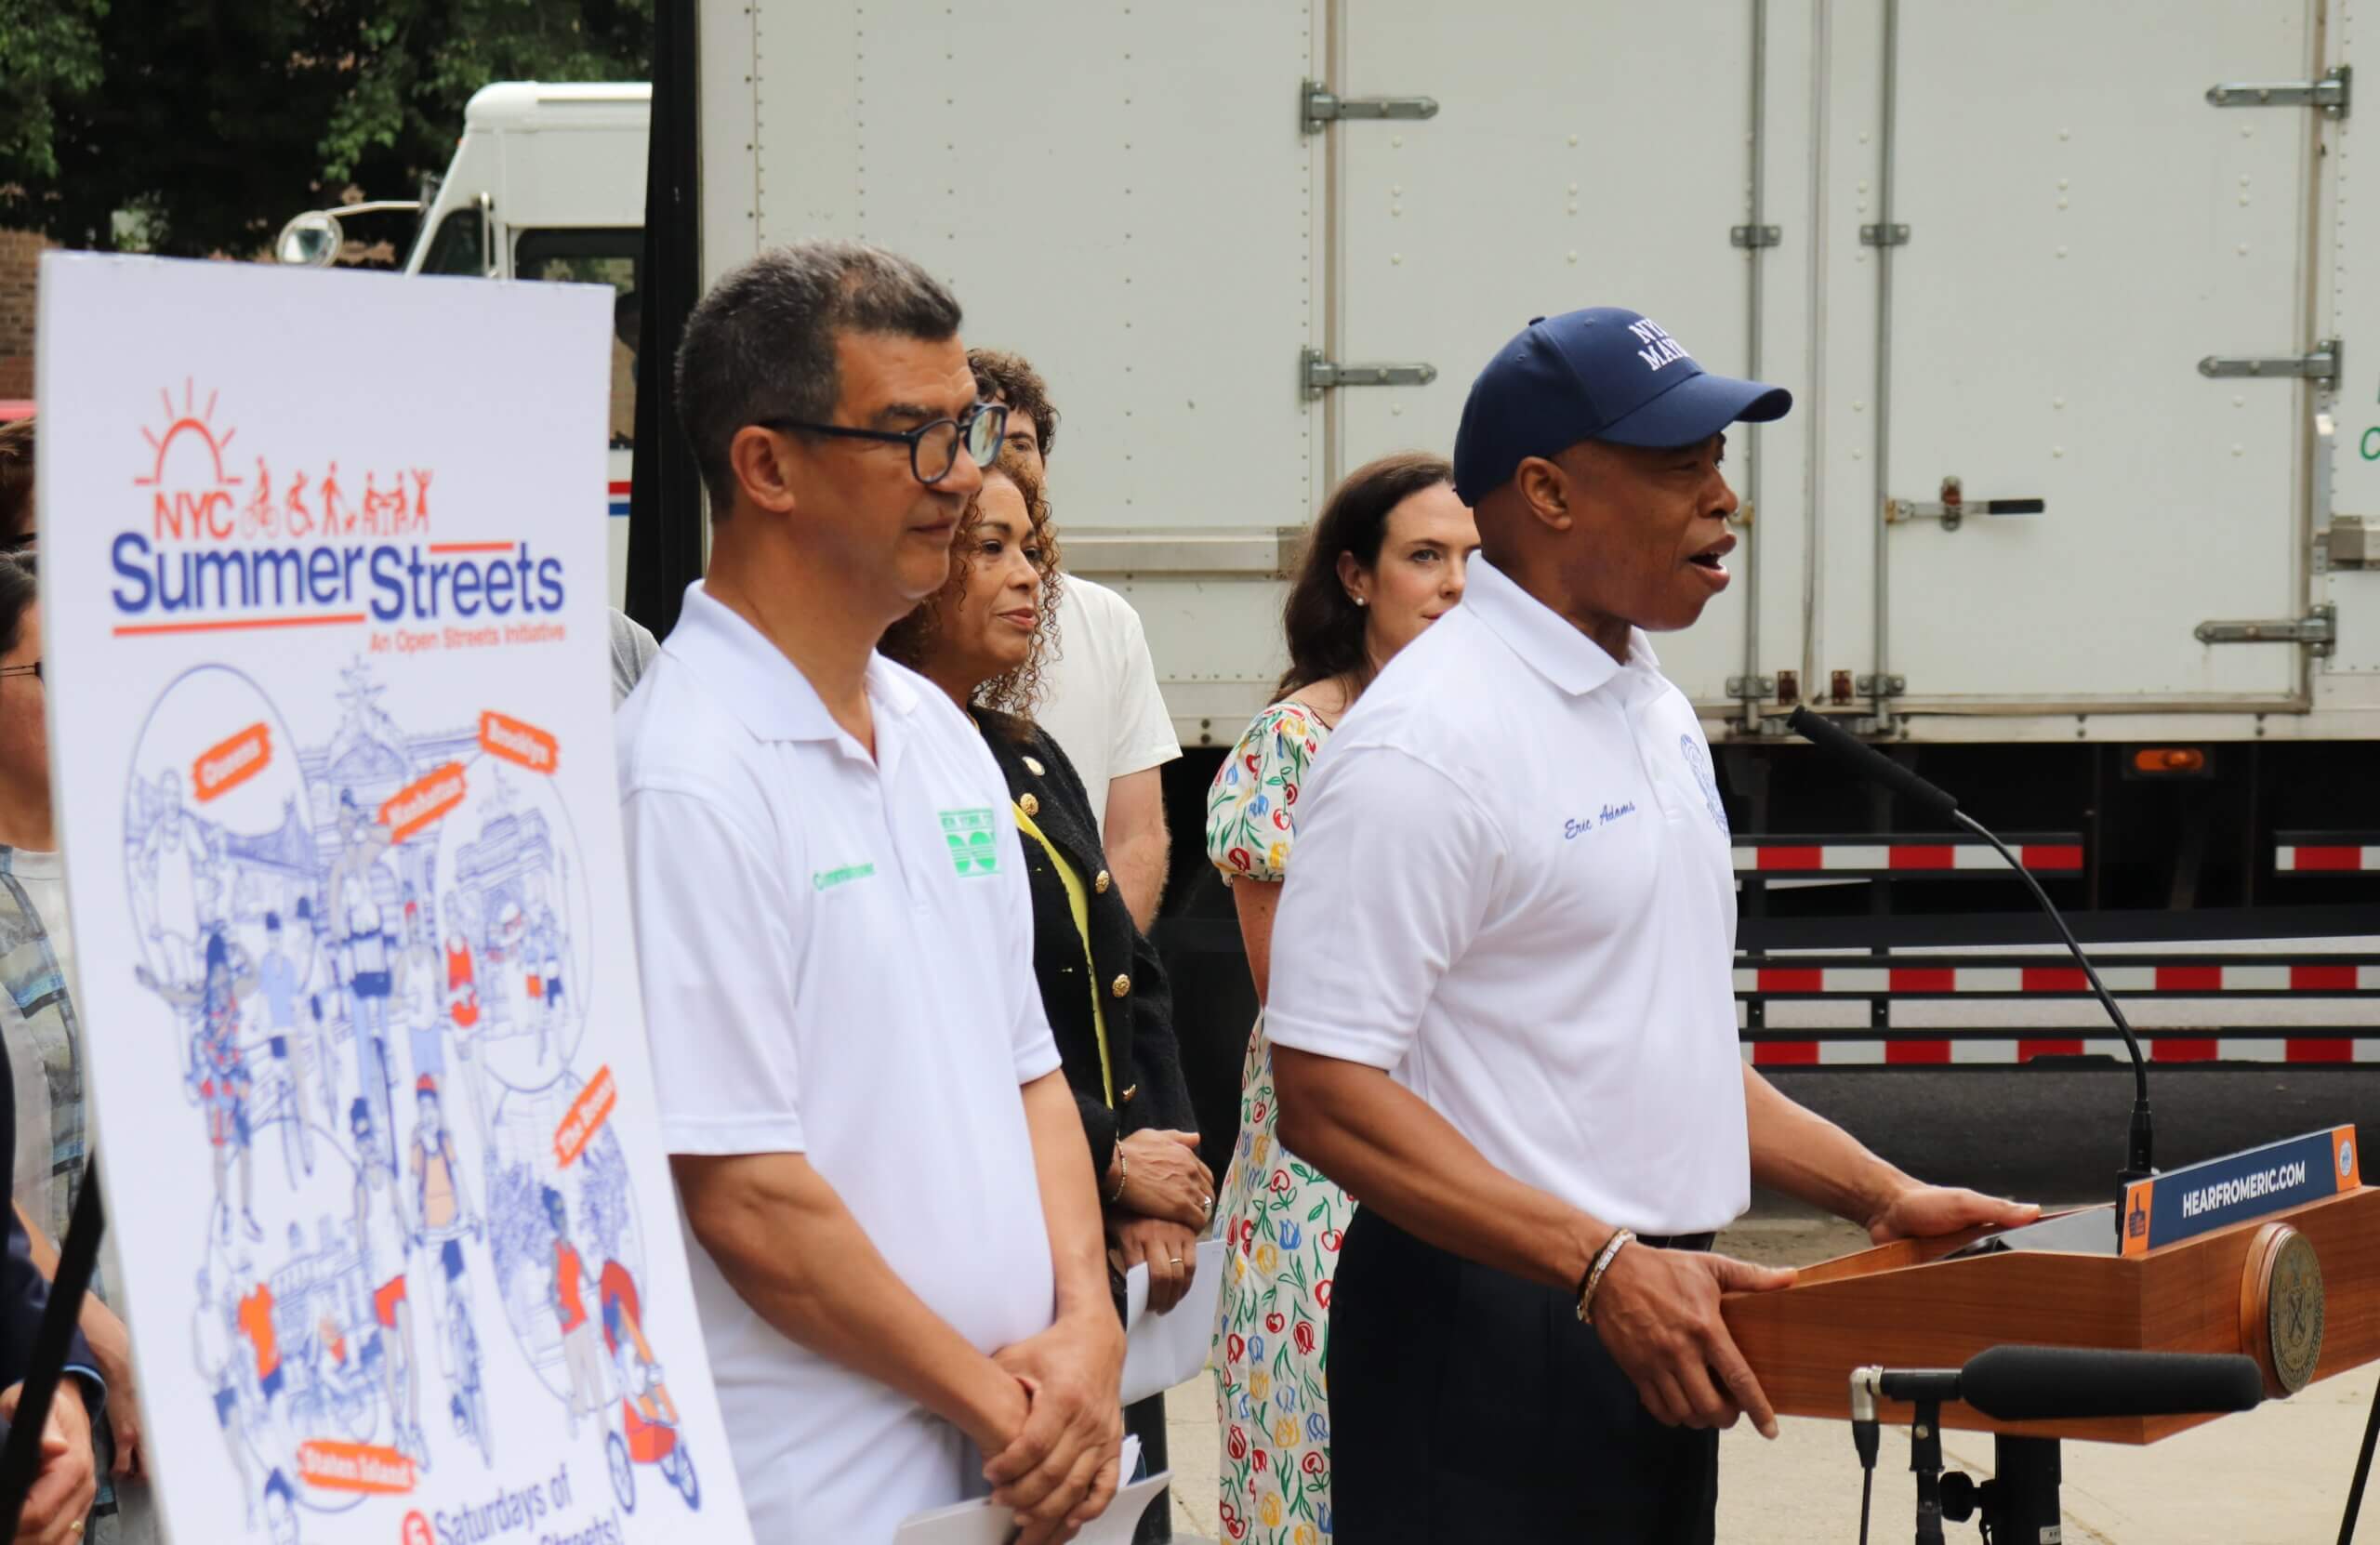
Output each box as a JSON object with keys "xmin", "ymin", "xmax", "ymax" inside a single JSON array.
[
  {"xmin": 1035, "ymin": 575, "xmax": 1181, "ymax": 831},
  {"xmin": 1265, "ymin": 558, "xmax": 1750, "ymax": 1236},
  {"xmin": 617, "ymin": 583, "xmax": 1063, "ymax": 1543}
]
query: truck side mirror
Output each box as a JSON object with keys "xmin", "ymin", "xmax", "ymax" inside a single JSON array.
[{"xmin": 273, "ymin": 211, "xmax": 343, "ymax": 268}]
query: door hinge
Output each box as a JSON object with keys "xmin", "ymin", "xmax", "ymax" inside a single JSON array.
[
  {"xmin": 1855, "ymin": 674, "xmax": 1907, "ymax": 697},
  {"xmin": 2195, "ymin": 603, "xmax": 2337, "ymax": 657},
  {"xmin": 1302, "ymin": 347, "xmax": 1437, "ymax": 398},
  {"xmin": 1302, "ymin": 80, "xmax": 1439, "ymax": 135},
  {"xmin": 1726, "ymin": 675, "xmax": 1777, "ymax": 701},
  {"xmin": 2206, "ymin": 64, "xmax": 2351, "ymax": 120},
  {"xmin": 1731, "ymin": 224, "xmax": 1783, "ymax": 249},
  {"xmin": 1859, "ymin": 223, "xmax": 1911, "ymax": 247},
  {"xmin": 2197, "ymin": 339, "xmax": 2340, "ymax": 383}
]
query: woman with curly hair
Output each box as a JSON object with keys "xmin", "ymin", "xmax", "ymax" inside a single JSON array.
[
  {"xmin": 880, "ymin": 457, "xmax": 1211, "ymax": 1292},
  {"xmin": 882, "ymin": 457, "xmax": 1210, "ymax": 1540}
]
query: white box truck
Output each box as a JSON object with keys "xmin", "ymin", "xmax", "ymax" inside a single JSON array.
[{"xmin": 304, "ymin": 1, "xmax": 2380, "ymax": 1069}]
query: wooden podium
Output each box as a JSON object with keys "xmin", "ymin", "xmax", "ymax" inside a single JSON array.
[{"xmin": 1723, "ymin": 1183, "xmax": 2380, "ymax": 1444}]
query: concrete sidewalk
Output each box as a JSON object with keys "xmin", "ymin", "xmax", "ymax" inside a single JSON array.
[{"xmin": 1155, "ymin": 1215, "xmax": 2379, "ymax": 1542}]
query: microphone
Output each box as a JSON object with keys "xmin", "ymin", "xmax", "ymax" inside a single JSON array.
[
  {"xmin": 1868, "ymin": 1346, "xmax": 2263, "ymax": 1423},
  {"xmin": 1784, "ymin": 707, "xmax": 2155, "ymax": 1194},
  {"xmin": 1958, "ymin": 1346, "xmax": 2264, "ymax": 1422}
]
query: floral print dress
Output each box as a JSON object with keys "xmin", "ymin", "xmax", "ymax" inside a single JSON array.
[{"xmin": 1204, "ymin": 702, "xmax": 1346, "ymax": 1545}]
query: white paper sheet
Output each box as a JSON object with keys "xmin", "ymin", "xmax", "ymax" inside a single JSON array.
[
  {"xmin": 1118, "ymin": 1236, "xmax": 1228, "ymax": 1405},
  {"xmin": 892, "ymin": 1440, "xmax": 1167, "ymax": 1544}
]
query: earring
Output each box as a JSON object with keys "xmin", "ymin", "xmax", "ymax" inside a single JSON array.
[{"xmin": 1351, "ymin": 595, "xmax": 1368, "ymax": 607}]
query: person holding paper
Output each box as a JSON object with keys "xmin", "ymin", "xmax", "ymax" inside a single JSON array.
[
  {"xmin": 620, "ymin": 240, "xmax": 1124, "ymax": 1545},
  {"xmin": 877, "ymin": 456, "xmax": 1207, "ymax": 1545},
  {"xmin": 877, "ymin": 457, "xmax": 1211, "ymax": 1308}
]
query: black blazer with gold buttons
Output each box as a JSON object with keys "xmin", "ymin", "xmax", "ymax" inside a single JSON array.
[{"xmin": 975, "ymin": 710, "xmax": 1196, "ymax": 1175}]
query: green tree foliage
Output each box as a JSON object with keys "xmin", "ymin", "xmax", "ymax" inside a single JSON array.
[{"xmin": 0, "ymin": 0, "xmax": 650, "ymax": 258}]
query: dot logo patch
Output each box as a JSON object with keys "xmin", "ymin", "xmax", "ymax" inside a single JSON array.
[
  {"xmin": 1680, "ymin": 734, "xmax": 1729, "ymax": 837},
  {"xmin": 939, "ymin": 807, "xmax": 1000, "ymax": 877}
]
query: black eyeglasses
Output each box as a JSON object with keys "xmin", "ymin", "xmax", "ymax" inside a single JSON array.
[
  {"xmin": 0, "ymin": 662, "xmax": 39, "ymax": 685},
  {"xmin": 755, "ymin": 402, "xmax": 1009, "ymax": 486}
]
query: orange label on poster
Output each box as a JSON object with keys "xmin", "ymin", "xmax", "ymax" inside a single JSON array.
[
  {"xmin": 555, "ymin": 1065, "xmax": 617, "ymax": 1169},
  {"xmin": 295, "ymin": 1440, "xmax": 416, "ymax": 1495},
  {"xmin": 377, "ymin": 763, "xmax": 467, "ymax": 843},
  {"xmin": 192, "ymin": 722, "xmax": 271, "ymax": 803},
  {"xmin": 480, "ymin": 710, "xmax": 559, "ymax": 773}
]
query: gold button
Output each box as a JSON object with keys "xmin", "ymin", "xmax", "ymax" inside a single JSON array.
[
  {"xmin": 1025, "ymin": 756, "xmax": 1045, "ymax": 775},
  {"xmin": 1094, "ymin": 869, "xmax": 1112, "ymax": 893},
  {"xmin": 1120, "ymin": 1084, "xmax": 1139, "ymax": 1103},
  {"xmin": 1110, "ymin": 973, "xmax": 1131, "ymax": 998},
  {"xmin": 1019, "ymin": 793, "xmax": 1039, "ymax": 816}
]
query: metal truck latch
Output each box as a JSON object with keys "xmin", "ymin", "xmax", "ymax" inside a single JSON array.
[
  {"xmin": 2323, "ymin": 515, "xmax": 2373, "ymax": 571},
  {"xmin": 1302, "ymin": 80, "xmax": 1439, "ymax": 135},
  {"xmin": 1884, "ymin": 476, "xmax": 2045, "ymax": 532},
  {"xmin": 2194, "ymin": 604, "xmax": 2337, "ymax": 658},
  {"xmin": 2206, "ymin": 65, "xmax": 2351, "ymax": 119},
  {"xmin": 1302, "ymin": 348, "xmax": 1436, "ymax": 398},
  {"xmin": 2198, "ymin": 340, "xmax": 2340, "ymax": 383}
]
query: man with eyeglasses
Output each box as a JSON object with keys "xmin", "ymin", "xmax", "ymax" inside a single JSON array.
[{"xmin": 617, "ymin": 240, "xmax": 1125, "ymax": 1545}]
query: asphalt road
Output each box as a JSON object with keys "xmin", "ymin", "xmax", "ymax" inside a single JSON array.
[{"xmin": 1752, "ymin": 1064, "xmax": 2380, "ymax": 1212}]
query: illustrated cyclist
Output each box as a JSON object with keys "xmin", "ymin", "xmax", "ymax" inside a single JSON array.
[{"xmin": 142, "ymin": 928, "xmax": 263, "ymax": 1243}]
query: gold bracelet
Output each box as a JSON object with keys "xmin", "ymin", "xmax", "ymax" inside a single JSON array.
[
  {"xmin": 1103, "ymin": 1142, "xmax": 1129, "ymax": 1204},
  {"xmin": 1575, "ymin": 1228, "xmax": 1635, "ymax": 1325}
]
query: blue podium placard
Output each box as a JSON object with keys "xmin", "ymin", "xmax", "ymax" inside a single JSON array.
[{"xmin": 2121, "ymin": 1126, "xmax": 2360, "ymax": 1257}]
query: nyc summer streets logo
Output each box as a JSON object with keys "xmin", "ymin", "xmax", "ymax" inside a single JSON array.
[{"xmin": 112, "ymin": 379, "xmax": 569, "ymax": 655}]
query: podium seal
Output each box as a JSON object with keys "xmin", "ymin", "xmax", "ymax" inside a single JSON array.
[{"xmin": 2241, "ymin": 1222, "xmax": 2325, "ymax": 1396}]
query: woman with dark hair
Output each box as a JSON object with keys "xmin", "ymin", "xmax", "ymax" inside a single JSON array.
[
  {"xmin": 1201, "ymin": 452, "xmax": 1475, "ymax": 1542},
  {"xmin": 881, "ymin": 457, "xmax": 1210, "ymax": 1541},
  {"xmin": 881, "ymin": 460, "xmax": 1210, "ymax": 1267}
]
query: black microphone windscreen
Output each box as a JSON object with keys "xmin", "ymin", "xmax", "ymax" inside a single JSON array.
[
  {"xmin": 1958, "ymin": 1346, "xmax": 2265, "ymax": 1422},
  {"xmin": 1784, "ymin": 706, "xmax": 1962, "ymax": 820}
]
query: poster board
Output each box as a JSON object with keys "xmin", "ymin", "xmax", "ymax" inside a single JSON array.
[{"xmin": 33, "ymin": 253, "xmax": 753, "ymax": 1545}]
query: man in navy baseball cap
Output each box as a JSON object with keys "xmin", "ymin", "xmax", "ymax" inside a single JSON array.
[
  {"xmin": 1445, "ymin": 306, "xmax": 1792, "ymax": 660},
  {"xmin": 1452, "ymin": 307, "xmax": 1790, "ymax": 507},
  {"xmin": 1269, "ymin": 310, "xmax": 2029, "ymax": 1543}
]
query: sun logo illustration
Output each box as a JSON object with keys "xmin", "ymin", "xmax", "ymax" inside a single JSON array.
[{"xmin": 133, "ymin": 378, "xmax": 241, "ymax": 490}]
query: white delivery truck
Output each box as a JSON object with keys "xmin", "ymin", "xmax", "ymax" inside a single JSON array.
[
  {"xmin": 280, "ymin": 81, "xmax": 650, "ymax": 592},
  {"xmin": 299, "ymin": 2, "xmax": 2380, "ymax": 1069}
]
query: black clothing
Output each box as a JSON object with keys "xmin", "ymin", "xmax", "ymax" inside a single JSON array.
[
  {"xmin": 975, "ymin": 712, "xmax": 1195, "ymax": 1171},
  {"xmin": 0, "ymin": 1038, "xmax": 102, "ymax": 1424},
  {"xmin": 1330, "ymin": 1208, "xmax": 1720, "ymax": 1544}
]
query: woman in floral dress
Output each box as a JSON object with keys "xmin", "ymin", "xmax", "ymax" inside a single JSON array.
[{"xmin": 1204, "ymin": 454, "xmax": 1477, "ymax": 1544}]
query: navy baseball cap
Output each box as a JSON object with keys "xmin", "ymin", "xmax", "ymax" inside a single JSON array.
[{"xmin": 1451, "ymin": 308, "xmax": 1792, "ymax": 505}]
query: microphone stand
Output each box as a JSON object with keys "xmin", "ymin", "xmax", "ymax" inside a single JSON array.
[
  {"xmin": 1783, "ymin": 708, "xmax": 2157, "ymax": 1211},
  {"xmin": 1948, "ymin": 809, "xmax": 2156, "ymax": 1195}
]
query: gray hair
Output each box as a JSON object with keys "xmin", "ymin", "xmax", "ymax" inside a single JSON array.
[{"xmin": 673, "ymin": 240, "xmax": 964, "ymax": 516}]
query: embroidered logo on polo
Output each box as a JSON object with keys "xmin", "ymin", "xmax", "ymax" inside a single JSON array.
[
  {"xmin": 1679, "ymin": 734, "xmax": 1729, "ymax": 836},
  {"xmin": 810, "ymin": 862, "xmax": 876, "ymax": 892},
  {"xmin": 938, "ymin": 808, "xmax": 1000, "ymax": 877}
]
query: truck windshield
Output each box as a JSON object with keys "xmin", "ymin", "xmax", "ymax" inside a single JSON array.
[
  {"xmin": 515, "ymin": 228, "xmax": 642, "ymax": 448},
  {"xmin": 417, "ymin": 209, "xmax": 486, "ymax": 276}
]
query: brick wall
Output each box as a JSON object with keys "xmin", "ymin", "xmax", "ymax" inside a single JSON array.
[{"xmin": 0, "ymin": 230, "xmax": 52, "ymax": 401}]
